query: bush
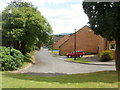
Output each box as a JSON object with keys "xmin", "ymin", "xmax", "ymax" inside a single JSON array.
[
  {"xmin": 0, "ymin": 46, "xmax": 24, "ymax": 71},
  {"xmin": 34, "ymin": 45, "xmax": 39, "ymax": 50},
  {"xmin": 53, "ymin": 49, "xmax": 59, "ymax": 50},
  {"xmin": 100, "ymin": 50, "xmax": 113, "ymax": 61}
]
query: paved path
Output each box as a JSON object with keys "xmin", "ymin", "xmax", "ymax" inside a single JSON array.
[
  {"xmin": 56, "ymin": 54, "xmax": 115, "ymax": 66},
  {"xmin": 23, "ymin": 48, "xmax": 116, "ymax": 76}
]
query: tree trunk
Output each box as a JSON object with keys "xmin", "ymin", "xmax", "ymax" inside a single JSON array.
[
  {"xmin": 115, "ymin": 39, "xmax": 120, "ymax": 71},
  {"xmin": 21, "ymin": 41, "xmax": 26, "ymax": 55},
  {"xmin": 16, "ymin": 41, "xmax": 19, "ymax": 50},
  {"xmin": 115, "ymin": 39, "xmax": 120, "ymax": 82}
]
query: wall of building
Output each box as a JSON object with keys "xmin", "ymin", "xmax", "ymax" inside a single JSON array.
[
  {"xmin": 53, "ymin": 35, "xmax": 70, "ymax": 50},
  {"xmin": 108, "ymin": 41, "xmax": 116, "ymax": 59},
  {"xmin": 98, "ymin": 37, "xmax": 116, "ymax": 59},
  {"xmin": 59, "ymin": 26, "xmax": 100, "ymax": 55},
  {"xmin": 98, "ymin": 37, "xmax": 106, "ymax": 55}
]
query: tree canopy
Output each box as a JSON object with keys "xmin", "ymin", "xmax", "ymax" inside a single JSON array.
[
  {"xmin": 83, "ymin": 2, "xmax": 120, "ymax": 40},
  {"xmin": 83, "ymin": 1, "xmax": 120, "ymax": 71},
  {"xmin": 2, "ymin": 0, "xmax": 53, "ymax": 54}
]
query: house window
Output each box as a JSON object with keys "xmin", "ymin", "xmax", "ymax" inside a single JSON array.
[{"xmin": 109, "ymin": 44, "xmax": 116, "ymax": 50}]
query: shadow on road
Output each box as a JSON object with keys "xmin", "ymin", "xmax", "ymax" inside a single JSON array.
[{"xmin": 24, "ymin": 72, "xmax": 67, "ymax": 77}]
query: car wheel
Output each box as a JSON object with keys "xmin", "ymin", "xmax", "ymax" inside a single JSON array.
[
  {"xmin": 79, "ymin": 55, "xmax": 82, "ymax": 58},
  {"xmin": 67, "ymin": 55, "xmax": 71, "ymax": 58}
]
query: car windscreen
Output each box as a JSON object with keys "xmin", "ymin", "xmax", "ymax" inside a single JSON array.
[{"xmin": 76, "ymin": 51, "xmax": 83, "ymax": 53}]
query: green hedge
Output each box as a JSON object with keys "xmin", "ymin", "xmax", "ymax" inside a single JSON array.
[
  {"xmin": 0, "ymin": 46, "xmax": 24, "ymax": 71},
  {"xmin": 100, "ymin": 50, "xmax": 113, "ymax": 61}
]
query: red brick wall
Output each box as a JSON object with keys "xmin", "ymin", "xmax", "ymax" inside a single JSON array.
[
  {"xmin": 59, "ymin": 26, "xmax": 100, "ymax": 55},
  {"xmin": 53, "ymin": 35, "xmax": 70, "ymax": 50},
  {"xmin": 98, "ymin": 37, "xmax": 116, "ymax": 59},
  {"xmin": 98, "ymin": 37, "xmax": 106, "ymax": 55}
]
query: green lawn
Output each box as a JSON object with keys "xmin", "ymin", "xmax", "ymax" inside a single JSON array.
[
  {"xmin": 66, "ymin": 58, "xmax": 89, "ymax": 63},
  {"xmin": 2, "ymin": 71, "xmax": 118, "ymax": 88},
  {"xmin": 50, "ymin": 50, "xmax": 59, "ymax": 54}
]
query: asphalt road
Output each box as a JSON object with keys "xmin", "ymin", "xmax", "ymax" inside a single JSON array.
[{"xmin": 23, "ymin": 48, "xmax": 115, "ymax": 76}]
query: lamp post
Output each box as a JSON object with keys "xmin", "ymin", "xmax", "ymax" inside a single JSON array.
[
  {"xmin": 8, "ymin": 9, "xmax": 12, "ymax": 54},
  {"xmin": 74, "ymin": 29, "xmax": 76, "ymax": 60}
]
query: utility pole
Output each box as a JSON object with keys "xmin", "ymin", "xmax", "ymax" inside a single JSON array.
[{"xmin": 74, "ymin": 29, "xmax": 76, "ymax": 60}]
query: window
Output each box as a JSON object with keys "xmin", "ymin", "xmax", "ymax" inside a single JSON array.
[
  {"xmin": 109, "ymin": 44, "xmax": 116, "ymax": 50},
  {"xmin": 78, "ymin": 51, "xmax": 83, "ymax": 53},
  {"xmin": 75, "ymin": 51, "xmax": 83, "ymax": 53}
]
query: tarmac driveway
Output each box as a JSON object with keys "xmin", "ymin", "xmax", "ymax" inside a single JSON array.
[{"xmin": 23, "ymin": 48, "xmax": 116, "ymax": 76}]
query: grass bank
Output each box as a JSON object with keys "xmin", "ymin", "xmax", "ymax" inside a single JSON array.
[
  {"xmin": 66, "ymin": 58, "xmax": 89, "ymax": 63},
  {"xmin": 50, "ymin": 50, "xmax": 59, "ymax": 54},
  {"xmin": 20, "ymin": 50, "xmax": 37, "ymax": 69},
  {"xmin": 2, "ymin": 71, "xmax": 118, "ymax": 88}
]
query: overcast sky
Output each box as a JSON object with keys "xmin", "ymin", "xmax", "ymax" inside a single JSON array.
[{"xmin": 0, "ymin": 0, "xmax": 89, "ymax": 34}]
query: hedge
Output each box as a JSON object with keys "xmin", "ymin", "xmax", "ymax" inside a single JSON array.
[
  {"xmin": 0, "ymin": 46, "xmax": 24, "ymax": 71},
  {"xmin": 100, "ymin": 50, "xmax": 113, "ymax": 61}
]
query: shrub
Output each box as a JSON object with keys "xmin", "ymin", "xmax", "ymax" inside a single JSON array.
[
  {"xmin": 53, "ymin": 49, "xmax": 59, "ymax": 50},
  {"xmin": 34, "ymin": 45, "xmax": 39, "ymax": 50},
  {"xmin": 48, "ymin": 48, "xmax": 51, "ymax": 50},
  {"xmin": 100, "ymin": 50, "xmax": 113, "ymax": 61},
  {"xmin": 0, "ymin": 46, "xmax": 24, "ymax": 71}
]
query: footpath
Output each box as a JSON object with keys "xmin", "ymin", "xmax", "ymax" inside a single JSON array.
[
  {"xmin": 83, "ymin": 55, "xmax": 115, "ymax": 66},
  {"xmin": 54, "ymin": 54, "xmax": 115, "ymax": 66}
]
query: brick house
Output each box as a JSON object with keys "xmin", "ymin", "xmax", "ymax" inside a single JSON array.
[
  {"xmin": 98, "ymin": 36, "xmax": 116, "ymax": 58},
  {"xmin": 52, "ymin": 36, "xmax": 63, "ymax": 43},
  {"xmin": 59, "ymin": 25, "xmax": 100, "ymax": 55},
  {"xmin": 53, "ymin": 35, "xmax": 70, "ymax": 50}
]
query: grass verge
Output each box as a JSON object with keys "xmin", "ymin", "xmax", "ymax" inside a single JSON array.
[
  {"xmin": 50, "ymin": 50, "xmax": 59, "ymax": 54},
  {"xmin": 66, "ymin": 58, "xmax": 89, "ymax": 63},
  {"xmin": 20, "ymin": 50, "xmax": 37, "ymax": 69},
  {"xmin": 2, "ymin": 71, "xmax": 118, "ymax": 88}
]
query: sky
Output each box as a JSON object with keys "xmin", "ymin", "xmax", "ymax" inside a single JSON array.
[{"xmin": 0, "ymin": 0, "xmax": 89, "ymax": 34}]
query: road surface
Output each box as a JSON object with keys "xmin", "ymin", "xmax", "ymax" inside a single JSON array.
[{"xmin": 23, "ymin": 48, "xmax": 115, "ymax": 76}]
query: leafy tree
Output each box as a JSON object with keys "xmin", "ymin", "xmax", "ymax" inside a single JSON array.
[
  {"xmin": 8, "ymin": 0, "xmax": 33, "ymax": 8},
  {"xmin": 46, "ymin": 35, "xmax": 54, "ymax": 48},
  {"xmin": 83, "ymin": 1, "xmax": 120, "ymax": 71},
  {"xmin": 2, "ymin": 0, "xmax": 53, "ymax": 54}
]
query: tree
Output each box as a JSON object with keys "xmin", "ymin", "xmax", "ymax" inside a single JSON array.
[
  {"xmin": 2, "ymin": 0, "xmax": 53, "ymax": 54},
  {"xmin": 83, "ymin": 1, "xmax": 120, "ymax": 71}
]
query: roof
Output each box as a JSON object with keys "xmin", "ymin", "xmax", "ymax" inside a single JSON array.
[
  {"xmin": 59, "ymin": 25, "xmax": 90, "ymax": 47},
  {"xmin": 53, "ymin": 36, "xmax": 63, "ymax": 42},
  {"xmin": 54, "ymin": 35, "xmax": 70, "ymax": 47}
]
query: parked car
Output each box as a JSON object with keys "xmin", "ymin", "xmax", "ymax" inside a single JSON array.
[
  {"xmin": 66, "ymin": 50, "xmax": 85, "ymax": 58},
  {"xmin": 43, "ymin": 46, "xmax": 47, "ymax": 48}
]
